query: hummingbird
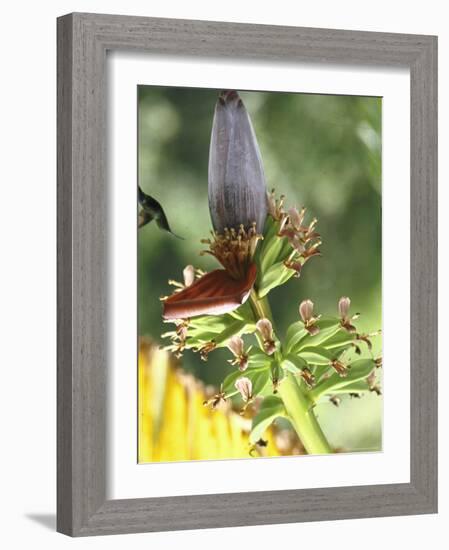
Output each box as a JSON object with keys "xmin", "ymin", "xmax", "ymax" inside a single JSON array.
[{"xmin": 138, "ymin": 186, "xmax": 183, "ymax": 238}]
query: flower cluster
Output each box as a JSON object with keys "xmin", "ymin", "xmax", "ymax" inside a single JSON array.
[
  {"xmin": 269, "ymin": 192, "xmax": 322, "ymax": 276},
  {"xmin": 201, "ymin": 223, "xmax": 261, "ymax": 280},
  {"xmin": 253, "ymin": 192, "xmax": 322, "ymax": 298},
  {"xmin": 157, "ymin": 89, "xmax": 382, "ymax": 455}
]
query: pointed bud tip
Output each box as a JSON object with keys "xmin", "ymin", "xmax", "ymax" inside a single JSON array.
[
  {"xmin": 218, "ymin": 89, "xmax": 241, "ymax": 105},
  {"xmin": 209, "ymin": 90, "xmax": 267, "ymax": 233}
]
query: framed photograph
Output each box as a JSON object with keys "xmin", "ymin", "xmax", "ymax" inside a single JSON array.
[{"xmin": 57, "ymin": 12, "xmax": 437, "ymax": 536}]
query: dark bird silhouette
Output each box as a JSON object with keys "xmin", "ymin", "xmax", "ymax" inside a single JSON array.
[{"xmin": 138, "ymin": 186, "xmax": 183, "ymax": 238}]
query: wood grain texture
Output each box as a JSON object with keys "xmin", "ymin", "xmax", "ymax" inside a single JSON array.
[
  {"xmin": 57, "ymin": 14, "xmax": 74, "ymax": 536},
  {"xmin": 57, "ymin": 12, "xmax": 438, "ymax": 536}
]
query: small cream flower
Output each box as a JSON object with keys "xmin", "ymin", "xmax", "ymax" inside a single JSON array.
[
  {"xmin": 299, "ymin": 299, "xmax": 314, "ymax": 322},
  {"xmin": 338, "ymin": 296, "xmax": 351, "ymax": 319},
  {"xmin": 366, "ymin": 368, "xmax": 381, "ymax": 395},
  {"xmin": 300, "ymin": 367, "xmax": 315, "ymax": 387},
  {"xmin": 299, "ymin": 299, "xmax": 321, "ymax": 335},
  {"xmin": 366, "ymin": 369, "xmax": 377, "ymax": 389},
  {"xmin": 267, "ymin": 189, "xmax": 285, "ymax": 221},
  {"xmin": 330, "ymin": 358, "xmax": 348, "ymax": 377},
  {"xmin": 256, "ymin": 318, "xmax": 276, "ymax": 355},
  {"xmin": 338, "ymin": 296, "xmax": 359, "ymax": 333},
  {"xmin": 227, "ymin": 335, "xmax": 249, "ymax": 371},
  {"xmin": 278, "ymin": 206, "xmax": 321, "ymax": 260},
  {"xmin": 234, "ymin": 377, "xmax": 253, "ymax": 402},
  {"xmin": 287, "ymin": 206, "xmax": 306, "ymax": 230},
  {"xmin": 182, "ymin": 265, "xmax": 195, "ymax": 287}
]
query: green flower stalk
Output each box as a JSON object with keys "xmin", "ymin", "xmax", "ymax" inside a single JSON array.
[{"xmin": 161, "ymin": 90, "xmax": 382, "ymax": 455}]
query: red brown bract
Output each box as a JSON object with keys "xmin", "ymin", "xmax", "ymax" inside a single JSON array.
[{"xmin": 162, "ymin": 262, "xmax": 257, "ymax": 320}]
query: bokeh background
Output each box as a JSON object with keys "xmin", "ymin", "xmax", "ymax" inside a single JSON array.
[{"xmin": 138, "ymin": 86, "xmax": 382, "ymax": 457}]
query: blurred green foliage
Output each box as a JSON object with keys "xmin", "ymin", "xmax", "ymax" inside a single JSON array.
[{"xmin": 138, "ymin": 86, "xmax": 382, "ymax": 452}]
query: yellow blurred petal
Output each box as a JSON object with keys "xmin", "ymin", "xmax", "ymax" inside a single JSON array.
[{"xmin": 138, "ymin": 339, "xmax": 303, "ymax": 463}]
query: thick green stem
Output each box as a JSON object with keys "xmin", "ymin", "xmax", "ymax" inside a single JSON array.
[
  {"xmin": 249, "ymin": 290, "xmax": 332, "ymax": 455},
  {"xmin": 249, "ymin": 290, "xmax": 274, "ymax": 324},
  {"xmin": 277, "ymin": 373, "xmax": 332, "ymax": 454},
  {"xmin": 249, "ymin": 290, "xmax": 274, "ymax": 349}
]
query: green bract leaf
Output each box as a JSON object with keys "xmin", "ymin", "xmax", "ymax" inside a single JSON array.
[
  {"xmin": 251, "ymin": 368, "xmax": 272, "ymax": 396},
  {"xmin": 258, "ymin": 220, "xmax": 286, "ymax": 274},
  {"xmin": 313, "ymin": 364, "xmax": 333, "ymax": 382},
  {"xmin": 324, "ymin": 380, "xmax": 371, "ymax": 396},
  {"xmin": 328, "ymin": 344, "xmax": 356, "ymax": 359},
  {"xmin": 262, "ymin": 215, "xmax": 279, "ymax": 241},
  {"xmin": 292, "ymin": 317, "xmax": 341, "ymax": 351},
  {"xmin": 186, "ymin": 318, "xmax": 250, "ymax": 345},
  {"xmin": 318, "ymin": 329, "xmax": 357, "ymax": 349},
  {"xmin": 299, "ymin": 345, "xmax": 334, "ymax": 365},
  {"xmin": 248, "ymin": 348, "xmax": 272, "ymax": 368},
  {"xmin": 185, "ymin": 331, "xmax": 226, "ymax": 345},
  {"xmin": 257, "ymin": 261, "xmax": 296, "ymax": 298},
  {"xmin": 249, "ymin": 395, "xmax": 286, "ymax": 443},
  {"xmin": 228, "ymin": 301, "xmax": 255, "ymax": 322},
  {"xmin": 222, "ymin": 370, "xmax": 244, "ymax": 395},
  {"xmin": 208, "ymin": 320, "xmax": 249, "ymax": 347},
  {"xmin": 254, "ymin": 218, "xmax": 275, "ymax": 267},
  {"xmin": 282, "ymin": 354, "xmax": 308, "ymax": 375},
  {"xmin": 284, "ymin": 322, "xmax": 308, "ymax": 354},
  {"xmin": 188, "ymin": 313, "xmax": 236, "ymax": 333},
  {"xmin": 300, "ymin": 325, "xmax": 340, "ymax": 349},
  {"xmin": 309, "ymin": 359, "xmax": 376, "ymax": 402}
]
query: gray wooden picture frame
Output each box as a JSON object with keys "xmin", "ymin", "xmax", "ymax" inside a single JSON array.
[{"xmin": 57, "ymin": 12, "xmax": 438, "ymax": 537}]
